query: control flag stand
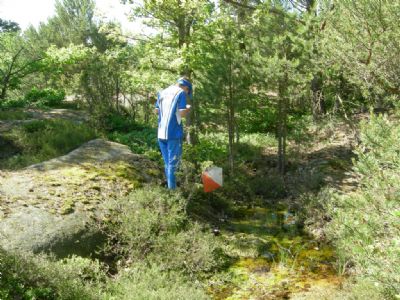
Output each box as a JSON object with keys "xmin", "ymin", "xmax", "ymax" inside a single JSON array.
[{"xmin": 201, "ymin": 167, "xmax": 223, "ymax": 192}]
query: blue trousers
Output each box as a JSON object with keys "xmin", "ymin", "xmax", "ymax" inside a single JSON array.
[{"xmin": 158, "ymin": 139, "xmax": 182, "ymax": 189}]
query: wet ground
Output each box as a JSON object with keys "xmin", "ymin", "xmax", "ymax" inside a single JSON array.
[{"xmin": 208, "ymin": 206, "xmax": 343, "ymax": 299}]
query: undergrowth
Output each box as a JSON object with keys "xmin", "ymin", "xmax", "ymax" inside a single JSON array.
[
  {"xmin": 303, "ymin": 113, "xmax": 400, "ymax": 299},
  {"xmin": 0, "ymin": 119, "xmax": 96, "ymax": 169}
]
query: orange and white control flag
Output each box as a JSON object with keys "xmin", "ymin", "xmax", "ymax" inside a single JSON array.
[{"xmin": 201, "ymin": 167, "xmax": 223, "ymax": 192}]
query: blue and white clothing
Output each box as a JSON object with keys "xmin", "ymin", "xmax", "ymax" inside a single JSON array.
[
  {"xmin": 155, "ymin": 85, "xmax": 187, "ymax": 140},
  {"xmin": 156, "ymin": 84, "xmax": 188, "ymax": 189}
]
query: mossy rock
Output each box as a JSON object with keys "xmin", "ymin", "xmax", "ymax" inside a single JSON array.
[{"xmin": 0, "ymin": 139, "xmax": 162, "ymax": 256}]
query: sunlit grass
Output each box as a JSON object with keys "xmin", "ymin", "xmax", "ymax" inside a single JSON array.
[
  {"xmin": 0, "ymin": 109, "xmax": 33, "ymax": 121},
  {"xmin": 0, "ymin": 119, "xmax": 96, "ymax": 170}
]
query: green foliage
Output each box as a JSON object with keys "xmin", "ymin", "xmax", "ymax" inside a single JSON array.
[
  {"xmin": 0, "ymin": 98, "xmax": 29, "ymax": 109},
  {"xmin": 108, "ymin": 125, "xmax": 160, "ymax": 160},
  {"xmin": 0, "ymin": 249, "xmax": 106, "ymax": 299},
  {"xmin": 105, "ymin": 263, "xmax": 209, "ymax": 300},
  {"xmin": 1, "ymin": 119, "xmax": 96, "ymax": 169},
  {"xmin": 249, "ymin": 171, "xmax": 287, "ymax": 199},
  {"xmin": 98, "ymin": 187, "xmax": 226, "ymax": 278},
  {"xmin": 323, "ymin": 114, "xmax": 400, "ymax": 298},
  {"xmin": 0, "ymin": 18, "xmax": 20, "ymax": 33},
  {"xmin": 319, "ymin": 1, "xmax": 400, "ymax": 109},
  {"xmin": 239, "ymin": 107, "xmax": 278, "ymax": 133},
  {"xmin": 102, "ymin": 113, "xmax": 139, "ymax": 133},
  {"xmin": 0, "ymin": 109, "xmax": 33, "ymax": 120},
  {"xmin": 25, "ymin": 87, "xmax": 66, "ymax": 107},
  {"xmin": 184, "ymin": 132, "xmax": 227, "ymax": 165},
  {"xmin": 0, "ymin": 29, "xmax": 44, "ymax": 103}
]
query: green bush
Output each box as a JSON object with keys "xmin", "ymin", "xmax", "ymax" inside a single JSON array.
[
  {"xmin": 239, "ymin": 107, "xmax": 277, "ymax": 133},
  {"xmin": 108, "ymin": 126, "xmax": 160, "ymax": 161},
  {"xmin": 103, "ymin": 113, "xmax": 138, "ymax": 133},
  {"xmin": 324, "ymin": 114, "xmax": 400, "ymax": 298},
  {"xmin": 0, "ymin": 98, "xmax": 29, "ymax": 109},
  {"xmin": 1, "ymin": 119, "xmax": 96, "ymax": 169},
  {"xmin": 0, "ymin": 249, "xmax": 106, "ymax": 300},
  {"xmin": 25, "ymin": 87, "xmax": 66, "ymax": 107},
  {"xmin": 184, "ymin": 134, "xmax": 227, "ymax": 165},
  {"xmin": 105, "ymin": 263, "xmax": 209, "ymax": 300},
  {"xmin": 249, "ymin": 172, "xmax": 287, "ymax": 199},
  {"xmin": 98, "ymin": 187, "xmax": 226, "ymax": 278}
]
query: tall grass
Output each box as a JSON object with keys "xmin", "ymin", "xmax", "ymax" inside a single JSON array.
[{"xmin": 0, "ymin": 109, "xmax": 33, "ymax": 121}]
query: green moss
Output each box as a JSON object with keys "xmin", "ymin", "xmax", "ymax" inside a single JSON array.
[
  {"xmin": 60, "ymin": 198, "xmax": 75, "ymax": 215},
  {"xmin": 146, "ymin": 168, "xmax": 161, "ymax": 177},
  {"xmin": 209, "ymin": 206, "xmax": 341, "ymax": 299}
]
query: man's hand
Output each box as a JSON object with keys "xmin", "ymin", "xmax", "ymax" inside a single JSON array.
[
  {"xmin": 154, "ymin": 108, "xmax": 159, "ymax": 114},
  {"xmin": 179, "ymin": 104, "xmax": 191, "ymax": 117}
]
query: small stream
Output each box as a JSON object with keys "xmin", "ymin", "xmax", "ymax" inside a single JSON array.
[{"xmin": 208, "ymin": 206, "xmax": 342, "ymax": 299}]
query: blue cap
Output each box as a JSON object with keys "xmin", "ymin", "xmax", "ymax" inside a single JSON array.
[{"xmin": 177, "ymin": 77, "xmax": 193, "ymax": 99}]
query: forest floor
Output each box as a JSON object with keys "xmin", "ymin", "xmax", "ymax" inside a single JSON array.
[
  {"xmin": 0, "ymin": 107, "xmax": 365, "ymax": 299},
  {"xmin": 208, "ymin": 116, "xmax": 363, "ymax": 299}
]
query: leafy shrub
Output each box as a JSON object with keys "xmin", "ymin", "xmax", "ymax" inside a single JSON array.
[
  {"xmin": 1, "ymin": 119, "xmax": 96, "ymax": 169},
  {"xmin": 250, "ymin": 172, "xmax": 287, "ymax": 199},
  {"xmin": 25, "ymin": 87, "xmax": 65, "ymax": 107},
  {"xmin": 105, "ymin": 263, "xmax": 209, "ymax": 300},
  {"xmin": 0, "ymin": 249, "xmax": 106, "ymax": 300},
  {"xmin": 102, "ymin": 113, "xmax": 138, "ymax": 133},
  {"xmin": 0, "ymin": 98, "xmax": 29, "ymax": 109},
  {"xmin": 323, "ymin": 114, "xmax": 400, "ymax": 298},
  {"xmin": 239, "ymin": 107, "xmax": 277, "ymax": 133},
  {"xmin": 108, "ymin": 126, "xmax": 160, "ymax": 161},
  {"xmin": 184, "ymin": 135, "xmax": 227, "ymax": 165},
  {"xmin": 98, "ymin": 187, "xmax": 226, "ymax": 278}
]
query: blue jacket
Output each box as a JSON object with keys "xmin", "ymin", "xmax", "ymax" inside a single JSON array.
[{"xmin": 156, "ymin": 85, "xmax": 187, "ymax": 140}]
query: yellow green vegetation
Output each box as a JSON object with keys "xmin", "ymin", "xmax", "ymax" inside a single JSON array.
[
  {"xmin": 34, "ymin": 161, "xmax": 150, "ymax": 215},
  {"xmin": 208, "ymin": 207, "xmax": 342, "ymax": 300}
]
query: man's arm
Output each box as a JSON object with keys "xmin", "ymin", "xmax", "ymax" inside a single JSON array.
[{"xmin": 177, "ymin": 91, "xmax": 190, "ymax": 117}]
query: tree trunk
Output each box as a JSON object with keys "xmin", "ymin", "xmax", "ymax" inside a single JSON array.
[
  {"xmin": 0, "ymin": 73, "xmax": 11, "ymax": 100},
  {"xmin": 0, "ymin": 47, "xmax": 24, "ymax": 101},
  {"xmin": 306, "ymin": 0, "xmax": 326, "ymax": 121},
  {"xmin": 277, "ymin": 97, "xmax": 284, "ymax": 174},
  {"xmin": 235, "ymin": 122, "xmax": 240, "ymax": 144},
  {"xmin": 144, "ymin": 92, "xmax": 150, "ymax": 124},
  {"xmin": 227, "ymin": 62, "xmax": 235, "ymax": 174},
  {"xmin": 311, "ymin": 73, "xmax": 325, "ymax": 121},
  {"xmin": 115, "ymin": 77, "xmax": 120, "ymax": 113},
  {"xmin": 277, "ymin": 74, "xmax": 288, "ymax": 175},
  {"xmin": 175, "ymin": 8, "xmax": 198, "ymax": 145},
  {"xmin": 0, "ymin": 85, "xmax": 7, "ymax": 100}
]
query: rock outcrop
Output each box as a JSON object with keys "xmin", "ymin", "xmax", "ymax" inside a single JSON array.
[{"xmin": 0, "ymin": 139, "xmax": 161, "ymax": 256}]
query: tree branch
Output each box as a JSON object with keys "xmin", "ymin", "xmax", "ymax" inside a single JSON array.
[{"xmin": 222, "ymin": 0, "xmax": 284, "ymax": 15}]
